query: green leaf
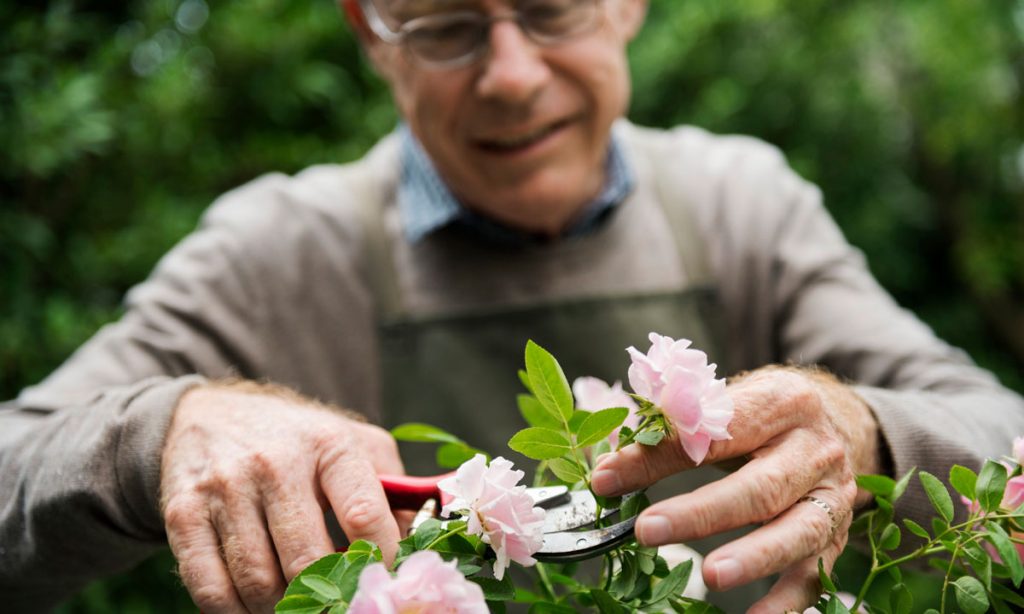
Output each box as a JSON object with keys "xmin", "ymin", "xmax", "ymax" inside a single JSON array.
[
  {"xmin": 470, "ymin": 575, "xmax": 515, "ymax": 601},
  {"xmin": 892, "ymin": 467, "xmax": 916, "ymax": 501},
  {"xmin": 817, "ymin": 557, "xmax": 837, "ymax": 593},
  {"xmin": 985, "ymin": 520, "xmax": 1024, "ymax": 585},
  {"xmin": 547, "ymin": 457, "xmax": 587, "ymax": 483},
  {"xmin": 649, "ymin": 559, "xmax": 693, "ymax": 603},
  {"xmin": 300, "ymin": 575, "xmax": 341, "ymax": 603},
  {"xmin": 879, "ymin": 523, "xmax": 901, "ymax": 550},
  {"xmin": 525, "ymin": 340, "xmax": 574, "ymax": 422},
  {"xmin": 336, "ymin": 555, "xmax": 371, "ymax": 602},
  {"xmin": 610, "ymin": 551, "xmax": 638, "ymax": 598},
  {"xmin": 824, "ymin": 595, "xmax": 851, "ymax": 614},
  {"xmin": 436, "ymin": 442, "xmax": 479, "ymax": 468},
  {"xmin": 635, "ymin": 430, "xmax": 665, "ymax": 446},
  {"xmin": 518, "ymin": 394, "xmax": 561, "ymax": 429},
  {"xmin": 275, "ymin": 595, "xmax": 329, "ymax": 614},
  {"xmin": 284, "ymin": 554, "xmax": 346, "ymax": 597},
  {"xmin": 568, "ymin": 409, "xmax": 590, "ymax": 433},
  {"xmin": 577, "ymin": 407, "xmax": 630, "ymax": 447},
  {"xmin": 413, "ymin": 518, "xmax": 442, "ymax": 550},
  {"xmin": 902, "ymin": 518, "xmax": 930, "ymax": 539},
  {"xmin": 518, "ymin": 369, "xmax": 533, "ymax": 394},
  {"xmin": 931, "ymin": 516, "xmax": 950, "ymax": 539},
  {"xmin": 993, "ymin": 581, "xmax": 1024, "ymax": 607},
  {"xmin": 977, "ymin": 459, "xmax": 1009, "ymax": 513},
  {"xmin": 391, "ymin": 423, "xmax": 461, "ymax": 444},
  {"xmin": 918, "ymin": 471, "xmax": 954, "ymax": 522},
  {"xmin": 528, "ymin": 603, "xmax": 577, "ymax": 614},
  {"xmin": 856, "ymin": 474, "xmax": 895, "ymax": 497},
  {"xmin": 949, "ymin": 465, "xmax": 979, "ymax": 501},
  {"xmin": 620, "ymin": 491, "xmax": 650, "ymax": 519},
  {"xmin": 890, "ymin": 583, "xmax": 913, "ymax": 614},
  {"xmin": 508, "ymin": 427, "xmax": 572, "ymax": 460},
  {"xmin": 590, "ymin": 589, "xmax": 628, "ymax": 614},
  {"xmin": 953, "ymin": 576, "xmax": 989, "ymax": 614},
  {"xmin": 963, "ymin": 540, "xmax": 993, "ymax": 590},
  {"xmin": 636, "ymin": 545, "xmax": 657, "ymax": 575}
]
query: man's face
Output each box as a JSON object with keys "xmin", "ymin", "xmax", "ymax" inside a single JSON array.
[{"xmin": 367, "ymin": 0, "xmax": 647, "ymax": 233}]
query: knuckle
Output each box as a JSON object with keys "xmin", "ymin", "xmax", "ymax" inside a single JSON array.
[
  {"xmin": 285, "ymin": 550, "xmax": 326, "ymax": 580},
  {"xmin": 749, "ymin": 466, "xmax": 790, "ymax": 521},
  {"xmin": 190, "ymin": 584, "xmax": 236, "ymax": 612},
  {"xmin": 164, "ymin": 497, "xmax": 203, "ymax": 532},
  {"xmin": 340, "ymin": 494, "xmax": 384, "ymax": 536},
  {"xmin": 233, "ymin": 567, "xmax": 283, "ymax": 603}
]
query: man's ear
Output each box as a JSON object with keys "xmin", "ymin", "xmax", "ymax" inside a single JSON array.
[{"xmin": 614, "ymin": 0, "xmax": 649, "ymax": 42}]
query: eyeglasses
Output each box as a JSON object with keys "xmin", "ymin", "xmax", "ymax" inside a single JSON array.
[{"xmin": 360, "ymin": 0, "xmax": 604, "ymax": 69}]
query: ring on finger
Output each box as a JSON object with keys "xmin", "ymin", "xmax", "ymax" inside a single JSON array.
[{"xmin": 800, "ymin": 494, "xmax": 839, "ymax": 536}]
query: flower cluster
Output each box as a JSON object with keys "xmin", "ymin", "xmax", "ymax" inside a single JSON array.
[
  {"xmin": 626, "ymin": 332, "xmax": 734, "ymax": 464},
  {"xmin": 349, "ymin": 551, "xmax": 488, "ymax": 614},
  {"xmin": 438, "ymin": 454, "xmax": 545, "ymax": 580}
]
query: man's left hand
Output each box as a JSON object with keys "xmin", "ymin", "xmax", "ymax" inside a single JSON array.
[{"xmin": 591, "ymin": 366, "xmax": 882, "ymax": 613}]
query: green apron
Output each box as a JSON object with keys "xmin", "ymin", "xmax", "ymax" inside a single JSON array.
[{"xmin": 359, "ymin": 134, "xmax": 768, "ymax": 610}]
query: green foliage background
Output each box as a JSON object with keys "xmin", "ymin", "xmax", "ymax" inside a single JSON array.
[{"xmin": 2, "ymin": 0, "xmax": 1022, "ymax": 610}]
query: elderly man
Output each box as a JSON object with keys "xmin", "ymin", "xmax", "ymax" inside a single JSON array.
[{"xmin": 2, "ymin": 0, "xmax": 1022, "ymax": 612}]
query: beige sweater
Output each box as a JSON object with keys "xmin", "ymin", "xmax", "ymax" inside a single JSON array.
[{"xmin": 3, "ymin": 122, "xmax": 1021, "ymax": 608}]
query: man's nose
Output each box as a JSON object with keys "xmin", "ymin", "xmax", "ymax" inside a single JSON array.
[{"xmin": 475, "ymin": 20, "xmax": 551, "ymax": 104}]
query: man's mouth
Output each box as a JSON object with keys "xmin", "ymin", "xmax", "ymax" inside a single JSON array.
[{"xmin": 475, "ymin": 118, "xmax": 573, "ymax": 153}]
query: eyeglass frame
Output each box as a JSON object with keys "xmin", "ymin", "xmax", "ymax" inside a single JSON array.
[{"xmin": 356, "ymin": 0, "xmax": 605, "ymax": 69}]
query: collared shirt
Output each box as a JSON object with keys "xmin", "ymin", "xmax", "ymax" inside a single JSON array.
[{"xmin": 397, "ymin": 124, "xmax": 635, "ymax": 245}]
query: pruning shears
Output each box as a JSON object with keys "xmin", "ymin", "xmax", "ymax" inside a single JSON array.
[{"xmin": 379, "ymin": 474, "xmax": 637, "ymax": 563}]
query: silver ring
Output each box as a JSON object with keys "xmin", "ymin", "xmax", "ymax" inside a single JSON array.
[{"xmin": 800, "ymin": 495, "xmax": 839, "ymax": 534}]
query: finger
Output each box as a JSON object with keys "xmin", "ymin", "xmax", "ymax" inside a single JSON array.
[
  {"xmin": 213, "ymin": 489, "xmax": 287, "ymax": 612},
  {"xmin": 746, "ymin": 512, "xmax": 851, "ymax": 614},
  {"xmin": 319, "ymin": 447, "xmax": 402, "ymax": 563},
  {"xmin": 263, "ymin": 480, "xmax": 336, "ymax": 581},
  {"xmin": 592, "ymin": 372, "xmax": 820, "ymax": 495},
  {"xmin": 700, "ymin": 488, "xmax": 847, "ymax": 591},
  {"xmin": 353, "ymin": 423, "xmax": 406, "ymax": 476},
  {"xmin": 165, "ymin": 498, "xmax": 245, "ymax": 613},
  {"xmin": 630, "ymin": 433, "xmax": 835, "ymax": 546}
]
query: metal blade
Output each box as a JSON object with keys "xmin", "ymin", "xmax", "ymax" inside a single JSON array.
[
  {"xmin": 542, "ymin": 490, "xmax": 638, "ymax": 533},
  {"xmin": 535, "ymin": 516, "xmax": 637, "ymax": 563}
]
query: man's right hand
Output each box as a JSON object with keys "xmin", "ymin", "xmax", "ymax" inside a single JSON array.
[{"xmin": 160, "ymin": 382, "xmax": 403, "ymax": 613}]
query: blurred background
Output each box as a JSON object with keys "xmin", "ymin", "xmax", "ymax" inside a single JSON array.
[{"xmin": 2, "ymin": 0, "xmax": 1022, "ymax": 610}]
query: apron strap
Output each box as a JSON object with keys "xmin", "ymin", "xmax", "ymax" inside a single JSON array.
[
  {"xmin": 350, "ymin": 136, "xmax": 404, "ymax": 322},
  {"xmin": 640, "ymin": 131, "xmax": 713, "ymax": 288}
]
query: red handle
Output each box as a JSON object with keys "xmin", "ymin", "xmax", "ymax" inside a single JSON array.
[{"xmin": 379, "ymin": 473, "xmax": 457, "ymax": 510}]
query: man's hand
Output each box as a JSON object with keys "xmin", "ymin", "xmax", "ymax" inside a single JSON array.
[
  {"xmin": 591, "ymin": 366, "xmax": 883, "ymax": 613},
  {"xmin": 160, "ymin": 382, "xmax": 404, "ymax": 613}
]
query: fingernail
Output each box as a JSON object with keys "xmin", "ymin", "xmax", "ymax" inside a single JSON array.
[
  {"xmin": 591, "ymin": 469, "xmax": 621, "ymax": 495},
  {"xmin": 709, "ymin": 557, "xmax": 743, "ymax": 589},
  {"xmin": 637, "ymin": 515, "xmax": 672, "ymax": 545}
]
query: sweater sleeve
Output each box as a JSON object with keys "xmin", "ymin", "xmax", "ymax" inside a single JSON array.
[
  {"xmin": 686, "ymin": 128, "xmax": 1024, "ymax": 527},
  {"xmin": 0, "ymin": 175, "xmax": 282, "ymax": 608}
]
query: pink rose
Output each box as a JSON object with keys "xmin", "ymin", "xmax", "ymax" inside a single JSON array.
[
  {"xmin": 349, "ymin": 550, "xmax": 488, "ymax": 614},
  {"xmin": 626, "ymin": 332, "xmax": 734, "ymax": 464},
  {"xmin": 572, "ymin": 376, "xmax": 640, "ymax": 447},
  {"xmin": 438, "ymin": 455, "xmax": 545, "ymax": 580},
  {"xmin": 1014, "ymin": 437, "xmax": 1024, "ymax": 465},
  {"xmin": 1004, "ymin": 475, "xmax": 1024, "ymax": 510}
]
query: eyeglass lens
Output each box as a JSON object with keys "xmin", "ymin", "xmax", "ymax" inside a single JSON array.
[{"xmin": 402, "ymin": 0, "xmax": 600, "ymax": 65}]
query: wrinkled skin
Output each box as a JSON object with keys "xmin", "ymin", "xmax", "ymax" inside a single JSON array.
[
  {"xmin": 592, "ymin": 366, "xmax": 882, "ymax": 613},
  {"xmin": 160, "ymin": 383, "xmax": 405, "ymax": 613}
]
